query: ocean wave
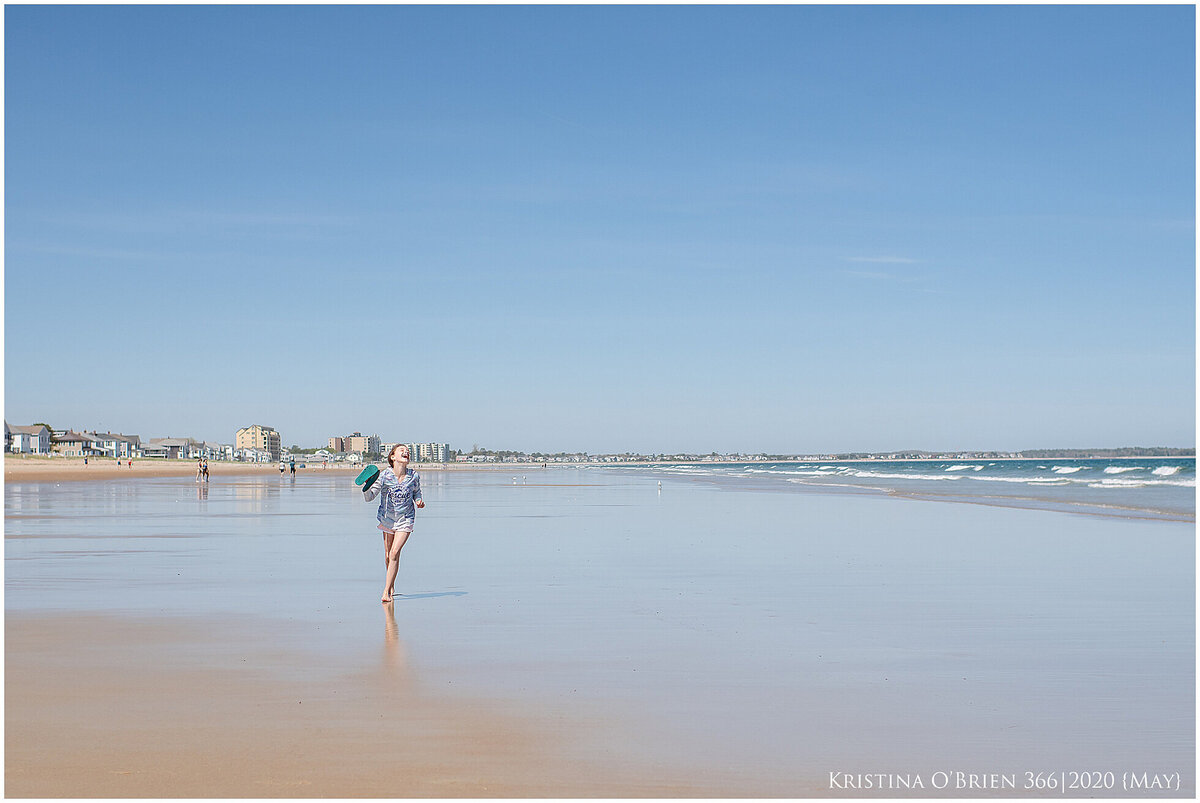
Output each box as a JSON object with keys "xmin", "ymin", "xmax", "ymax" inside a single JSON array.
[
  {"xmin": 944, "ymin": 465, "xmax": 984, "ymax": 472},
  {"xmin": 1103, "ymin": 466, "xmax": 1146, "ymax": 474},
  {"xmin": 745, "ymin": 467, "xmax": 844, "ymax": 477},
  {"xmin": 1153, "ymin": 466, "xmax": 1183, "ymax": 476},
  {"xmin": 969, "ymin": 475, "xmax": 1071, "ymax": 485},
  {"xmin": 1088, "ymin": 478, "xmax": 1196, "ymax": 489},
  {"xmin": 1051, "ymin": 466, "xmax": 1086, "ymax": 474},
  {"xmin": 847, "ymin": 470, "xmax": 959, "ymax": 481}
]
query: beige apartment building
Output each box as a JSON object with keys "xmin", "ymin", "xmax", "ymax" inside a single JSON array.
[
  {"xmin": 345, "ymin": 432, "xmax": 380, "ymax": 456},
  {"xmin": 236, "ymin": 424, "xmax": 281, "ymax": 461}
]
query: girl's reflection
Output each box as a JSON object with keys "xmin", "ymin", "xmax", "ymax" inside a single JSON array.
[{"xmin": 381, "ymin": 601, "xmax": 409, "ymax": 676}]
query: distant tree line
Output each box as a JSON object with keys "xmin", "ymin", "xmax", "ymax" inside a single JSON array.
[{"xmin": 1020, "ymin": 447, "xmax": 1194, "ymax": 458}]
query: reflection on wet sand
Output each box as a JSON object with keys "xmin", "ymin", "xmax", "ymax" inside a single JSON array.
[
  {"xmin": 381, "ymin": 601, "xmax": 408, "ymax": 676},
  {"xmin": 232, "ymin": 480, "xmax": 279, "ymax": 509}
]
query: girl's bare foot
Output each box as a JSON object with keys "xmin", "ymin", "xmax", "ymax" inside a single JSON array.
[{"xmin": 381, "ymin": 593, "xmax": 392, "ymax": 603}]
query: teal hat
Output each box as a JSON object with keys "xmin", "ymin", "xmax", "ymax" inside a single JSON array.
[{"xmin": 354, "ymin": 463, "xmax": 380, "ymax": 492}]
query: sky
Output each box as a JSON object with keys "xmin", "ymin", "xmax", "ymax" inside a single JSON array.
[{"xmin": 4, "ymin": 5, "xmax": 1195, "ymax": 455}]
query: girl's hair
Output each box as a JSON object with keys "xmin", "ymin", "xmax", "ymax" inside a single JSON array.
[{"xmin": 387, "ymin": 444, "xmax": 410, "ymax": 468}]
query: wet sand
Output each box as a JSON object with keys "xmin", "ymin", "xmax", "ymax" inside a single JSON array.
[
  {"xmin": 5, "ymin": 468, "xmax": 1194, "ymax": 797},
  {"xmin": 6, "ymin": 612, "xmax": 746, "ymax": 798}
]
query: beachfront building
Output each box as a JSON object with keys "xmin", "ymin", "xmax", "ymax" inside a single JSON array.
[
  {"xmin": 87, "ymin": 432, "xmax": 142, "ymax": 459},
  {"xmin": 234, "ymin": 447, "xmax": 272, "ymax": 462},
  {"xmin": 344, "ymin": 433, "xmax": 380, "ymax": 457},
  {"xmin": 52, "ymin": 431, "xmax": 105, "ymax": 457},
  {"xmin": 203, "ymin": 442, "xmax": 235, "ymax": 461},
  {"xmin": 416, "ymin": 443, "xmax": 449, "ymax": 463},
  {"xmin": 395, "ymin": 442, "xmax": 451, "ymax": 463},
  {"xmin": 328, "ymin": 436, "xmax": 345, "ymax": 452},
  {"xmin": 147, "ymin": 438, "xmax": 194, "ymax": 459},
  {"xmin": 236, "ymin": 424, "xmax": 281, "ymax": 462},
  {"xmin": 7, "ymin": 423, "xmax": 54, "ymax": 454}
]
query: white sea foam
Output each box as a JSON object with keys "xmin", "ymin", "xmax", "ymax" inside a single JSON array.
[
  {"xmin": 1089, "ymin": 478, "xmax": 1196, "ymax": 489},
  {"xmin": 1153, "ymin": 466, "xmax": 1182, "ymax": 476},
  {"xmin": 847, "ymin": 470, "xmax": 958, "ymax": 481},
  {"xmin": 1051, "ymin": 466, "xmax": 1086, "ymax": 474},
  {"xmin": 746, "ymin": 467, "xmax": 841, "ymax": 477},
  {"xmin": 945, "ymin": 465, "xmax": 984, "ymax": 472},
  {"xmin": 1103, "ymin": 466, "xmax": 1145, "ymax": 474},
  {"xmin": 969, "ymin": 475, "xmax": 1070, "ymax": 485}
]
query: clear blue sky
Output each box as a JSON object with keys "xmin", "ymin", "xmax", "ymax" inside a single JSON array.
[{"xmin": 5, "ymin": 5, "xmax": 1195, "ymax": 454}]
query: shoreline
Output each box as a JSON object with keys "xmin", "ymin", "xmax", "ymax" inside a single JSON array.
[
  {"xmin": 2, "ymin": 457, "xmax": 567, "ymax": 483},
  {"xmin": 5, "ymin": 453, "xmax": 1194, "ymax": 485}
]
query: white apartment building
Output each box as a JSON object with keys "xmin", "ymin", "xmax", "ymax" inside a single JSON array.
[{"xmin": 402, "ymin": 442, "xmax": 450, "ymax": 463}]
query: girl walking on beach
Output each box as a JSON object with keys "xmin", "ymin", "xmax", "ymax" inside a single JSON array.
[{"xmin": 363, "ymin": 444, "xmax": 424, "ymax": 603}]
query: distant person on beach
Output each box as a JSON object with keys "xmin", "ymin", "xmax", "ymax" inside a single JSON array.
[
  {"xmin": 197, "ymin": 459, "xmax": 204, "ymax": 482},
  {"xmin": 363, "ymin": 444, "xmax": 424, "ymax": 603},
  {"xmin": 279, "ymin": 461, "xmax": 285, "ymax": 476},
  {"xmin": 202, "ymin": 460, "xmax": 209, "ymax": 482},
  {"xmin": 289, "ymin": 459, "xmax": 295, "ymax": 476},
  {"xmin": 128, "ymin": 459, "xmax": 132, "ymax": 469}
]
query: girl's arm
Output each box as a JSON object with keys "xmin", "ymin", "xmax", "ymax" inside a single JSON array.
[
  {"xmin": 363, "ymin": 468, "xmax": 392, "ymax": 502},
  {"xmin": 414, "ymin": 473, "xmax": 424, "ymax": 508}
]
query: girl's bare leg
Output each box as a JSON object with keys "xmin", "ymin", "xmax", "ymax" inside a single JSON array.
[
  {"xmin": 381, "ymin": 531, "xmax": 410, "ymax": 603},
  {"xmin": 382, "ymin": 530, "xmax": 394, "ymax": 568}
]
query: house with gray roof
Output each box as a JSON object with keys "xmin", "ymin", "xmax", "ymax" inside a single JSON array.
[
  {"xmin": 6, "ymin": 422, "xmax": 53, "ymax": 454},
  {"xmin": 87, "ymin": 432, "xmax": 142, "ymax": 459},
  {"xmin": 147, "ymin": 438, "xmax": 194, "ymax": 459},
  {"xmin": 52, "ymin": 431, "xmax": 104, "ymax": 457}
]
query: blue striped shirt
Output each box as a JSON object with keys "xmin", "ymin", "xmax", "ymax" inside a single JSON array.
[{"xmin": 364, "ymin": 468, "xmax": 422, "ymax": 526}]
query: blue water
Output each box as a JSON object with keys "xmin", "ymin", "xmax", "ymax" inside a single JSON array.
[{"xmin": 608, "ymin": 458, "xmax": 1196, "ymax": 521}]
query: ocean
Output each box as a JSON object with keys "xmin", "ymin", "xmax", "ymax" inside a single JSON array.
[{"xmin": 606, "ymin": 457, "xmax": 1195, "ymax": 522}]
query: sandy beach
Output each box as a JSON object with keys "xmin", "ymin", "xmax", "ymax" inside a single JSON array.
[
  {"xmin": 6, "ymin": 467, "xmax": 1193, "ymax": 797},
  {"xmin": 2, "ymin": 456, "xmax": 554, "ymax": 483},
  {"xmin": 6, "ymin": 612, "xmax": 736, "ymax": 798}
]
